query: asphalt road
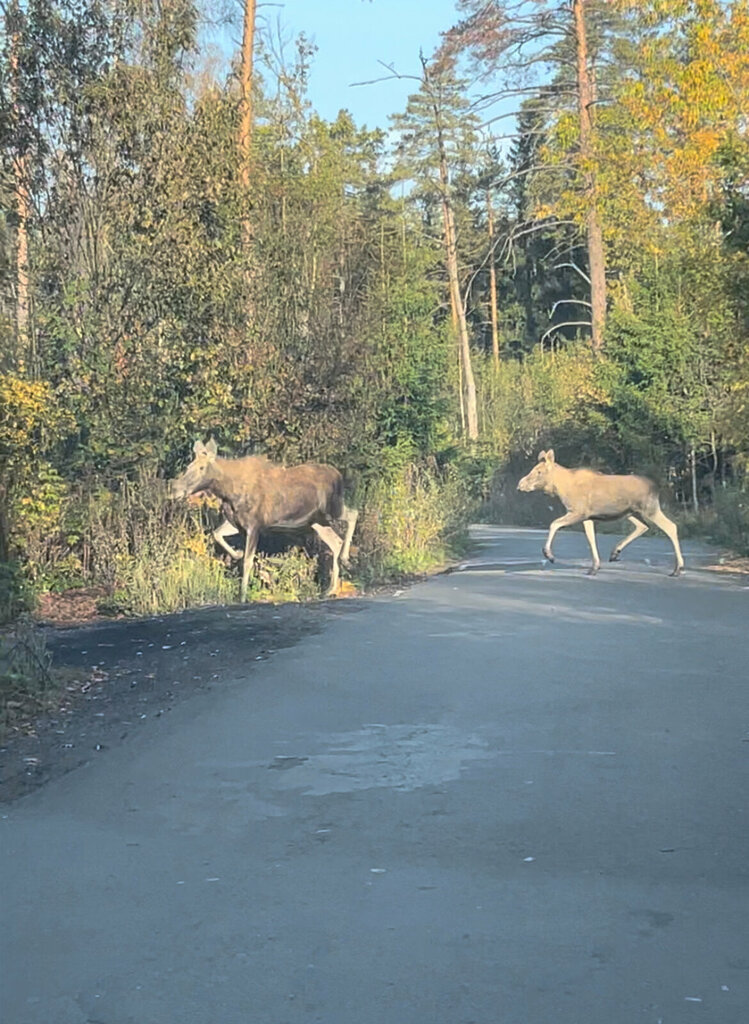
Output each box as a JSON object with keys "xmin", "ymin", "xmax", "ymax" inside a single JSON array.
[{"xmin": 2, "ymin": 526, "xmax": 748, "ymax": 1024}]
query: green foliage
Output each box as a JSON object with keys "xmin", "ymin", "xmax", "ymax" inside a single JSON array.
[
  {"xmin": 0, "ymin": 374, "xmax": 73, "ymax": 567},
  {"xmin": 707, "ymin": 488, "xmax": 749, "ymax": 556},
  {"xmin": 605, "ymin": 243, "xmax": 741, "ymax": 463},
  {"xmin": 356, "ymin": 461, "xmax": 474, "ymax": 580},
  {"xmin": 478, "ymin": 344, "xmax": 617, "ymax": 463},
  {"xmin": 245, "ymin": 551, "xmax": 320, "ymax": 604},
  {"xmin": 676, "ymin": 487, "xmax": 749, "ymax": 555}
]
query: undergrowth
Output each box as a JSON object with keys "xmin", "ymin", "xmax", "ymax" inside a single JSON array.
[
  {"xmin": 676, "ymin": 488, "xmax": 749, "ymax": 555},
  {"xmin": 0, "ymin": 617, "xmax": 57, "ymax": 735},
  {"xmin": 355, "ymin": 462, "xmax": 474, "ymax": 582}
]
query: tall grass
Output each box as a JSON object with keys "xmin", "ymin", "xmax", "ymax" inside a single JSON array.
[
  {"xmin": 245, "ymin": 549, "xmax": 320, "ymax": 603},
  {"xmin": 80, "ymin": 479, "xmax": 238, "ymax": 615},
  {"xmin": 356, "ymin": 462, "xmax": 474, "ymax": 581}
]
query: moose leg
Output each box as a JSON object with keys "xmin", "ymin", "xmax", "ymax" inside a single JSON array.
[
  {"xmin": 582, "ymin": 519, "xmax": 601, "ymax": 575},
  {"xmin": 213, "ymin": 518, "xmax": 242, "ymax": 560},
  {"xmin": 543, "ymin": 511, "xmax": 585, "ymax": 562},
  {"xmin": 311, "ymin": 523, "xmax": 343, "ymax": 596},
  {"xmin": 609, "ymin": 515, "xmax": 649, "ymax": 562},
  {"xmin": 645, "ymin": 507, "xmax": 685, "ymax": 576},
  {"xmin": 240, "ymin": 525, "xmax": 259, "ymax": 602},
  {"xmin": 340, "ymin": 505, "xmax": 358, "ymax": 567}
]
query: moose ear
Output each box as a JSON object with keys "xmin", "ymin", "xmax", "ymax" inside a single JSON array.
[
  {"xmin": 537, "ymin": 450, "xmax": 546, "ymax": 462},
  {"xmin": 193, "ymin": 439, "xmax": 206, "ymax": 456},
  {"xmin": 205, "ymin": 436, "xmax": 218, "ymax": 458},
  {"xmin": 545, "ymin": 448, "xmax": 555, "ymax": 463}
]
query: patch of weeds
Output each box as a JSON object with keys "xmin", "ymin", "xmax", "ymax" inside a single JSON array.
[
  {"xmin": 80, "ymin": 480, "xmax": 237, "ymax": 616},
  {"xmin": 112, "ymin": 525, "xmax": 238, "ymax": 616},
  {"xmin": 0, "ymin": 617, "xmax": 58, "ymax": 735},
  {"xmin": 678, "ymin": 488, "xmax": 749, "ymax": 555},
  {"xmin": 356, "ymin": 462, "xmax": 474, "ymax": 583},
  {"xmin": 245, "ymin": 549, "xmax": 320, "ymax": 603}
]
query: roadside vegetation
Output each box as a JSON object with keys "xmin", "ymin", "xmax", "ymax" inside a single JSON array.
[
  {"xmin": 0, "ymin": 0, "xmax": 747, "ymax": 661},
  {"xmin": 0, "ymin": 616, "xmax": 56, "ymax": 734}
]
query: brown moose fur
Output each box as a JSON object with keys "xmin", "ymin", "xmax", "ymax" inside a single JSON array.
[{"xmin": 170, "ymin": 439, "xmax": 357, "ymax": 599}]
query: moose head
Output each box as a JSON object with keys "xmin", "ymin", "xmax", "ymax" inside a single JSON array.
[
  {"xmin": 517, "ymin": 449, "xmax": 556, "ymax": 493},
  {"xmin": 168, "ymin": 437, "xmax": 219, "ymax": 499}
]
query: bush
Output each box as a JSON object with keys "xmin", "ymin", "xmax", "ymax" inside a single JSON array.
[
  {"xmin": 710, "ymin": 488, "xmax": 749, "ymax": 554},
  {"xmin": 247, "ymin": 550, "xmax": 320, "ymax": 603},
  {"xmin": 678, "ymin": 487, "xmax": 749, "ymax": 555},
  {"xmin": 477, "ymin": 344, "xmax": 616, "ymax": 464},
  {"xmin": 355, "ymin": 461, "xmax": 474, "ymax": 581}
]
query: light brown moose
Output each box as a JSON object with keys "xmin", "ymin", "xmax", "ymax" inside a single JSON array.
[
  {"xmin": 517, "ymin": 449, "xmax": 684, "ymax": 576},
  {"xmin": 169, "ymin": 439, "xmax": 358, "ymax": 600}
]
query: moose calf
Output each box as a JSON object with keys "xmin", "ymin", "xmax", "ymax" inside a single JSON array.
[{"xmin": 517, "ymin": 449, "xmax": 684, "ymax": 576}]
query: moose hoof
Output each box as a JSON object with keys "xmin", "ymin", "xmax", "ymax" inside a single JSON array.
[
  {"xmin": 609, "ymin": 550, "xmax": 621, "ymax": 562},
  {"xmin": 586, "ymin": 566, "xmax": 600, "ymax": 576},
  {"xmin": 669, "ymin": 566, "xmax": 685, "ymax": 577},
  {"xmin": 542, "ymin": 547, "xmax": 554, "ymax": 563}
]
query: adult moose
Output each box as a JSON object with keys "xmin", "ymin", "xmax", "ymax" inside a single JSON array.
[
  {"xmin": 169, "ymin": 439, "xmax": 358, "ymax": 600},
  {"xmin": 517, "ymin": 449, "xmax": 684, "ymax": 576}
]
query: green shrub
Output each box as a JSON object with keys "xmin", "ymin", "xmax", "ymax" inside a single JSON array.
[
  {"xmin": 677, "ymin": 487, "xmax": 749, "ymax": 555},
  {"xmin": 108, "ymin": 525, "xmax": 238, "ymax": 616},
  {"xmin": 709, "ymin": 488, "xmax": 749, "ymax": 554},
  {"xmin": 356, "ymin": 461, "xmax": 474, "ymax": 581},
  {"xmin": 246, "ymin": 550, "xmax": 320, "ymax": 603}
]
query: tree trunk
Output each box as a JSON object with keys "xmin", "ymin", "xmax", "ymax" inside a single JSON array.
[
  {"xmin": 573, "ymin": 0, "xmax": 606, "ymax": 352},
  {"xmin": 487, "ymin": 189, "xmax": 500, "ymax": 371},
  {"xmin": 238, "ymin": 0, "xmax": 257, "ymax": 249},
  {"xmin": 437, "ymin": 154, "xmax": 478, "ymax": 438},
  {"xmin": 690, "ymin": 446, "xmax": 699, "ymax": 513},
  {"xmin": 15, "ymin": 152, "xmax": 31, "ymax": 362},
  {"xmin": 421, "ymin": 55, "xmax": 478, "ymax": 440},
  {"xmin": 449, "ymin": 285, "xmax": 467, "ymax": 433},
  {"xmin": 442, "ymin": 192, "xmax": 478, "ymax": 440},
  {"xmin": 10, "ymin": 19, "xmax": 31, "ymax": 365},
  {"xmin": 0, "ymin": 482, "xmax": 9, "ymax": 563}
]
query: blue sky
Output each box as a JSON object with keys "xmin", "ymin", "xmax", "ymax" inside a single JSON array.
[{"xmin": 229, "ymin": 0, "xmax": 461, "ymax": 130}]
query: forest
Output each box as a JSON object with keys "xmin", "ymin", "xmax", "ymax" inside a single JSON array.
[{"xmin": 1, "ymin": 0, "xmax": 748, "ymax": 630}]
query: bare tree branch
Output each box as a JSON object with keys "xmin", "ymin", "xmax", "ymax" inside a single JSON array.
[
  {"xmin": 552, "ymin": 261, "xmax": 591, "ymax": 285},
  {"xmin": 540, "ymin": 320, "xmax": 591, "ymax": 344},
  {"xmin": 549, "ymin": 299, "xmax": 592, "ymax": 316}
]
